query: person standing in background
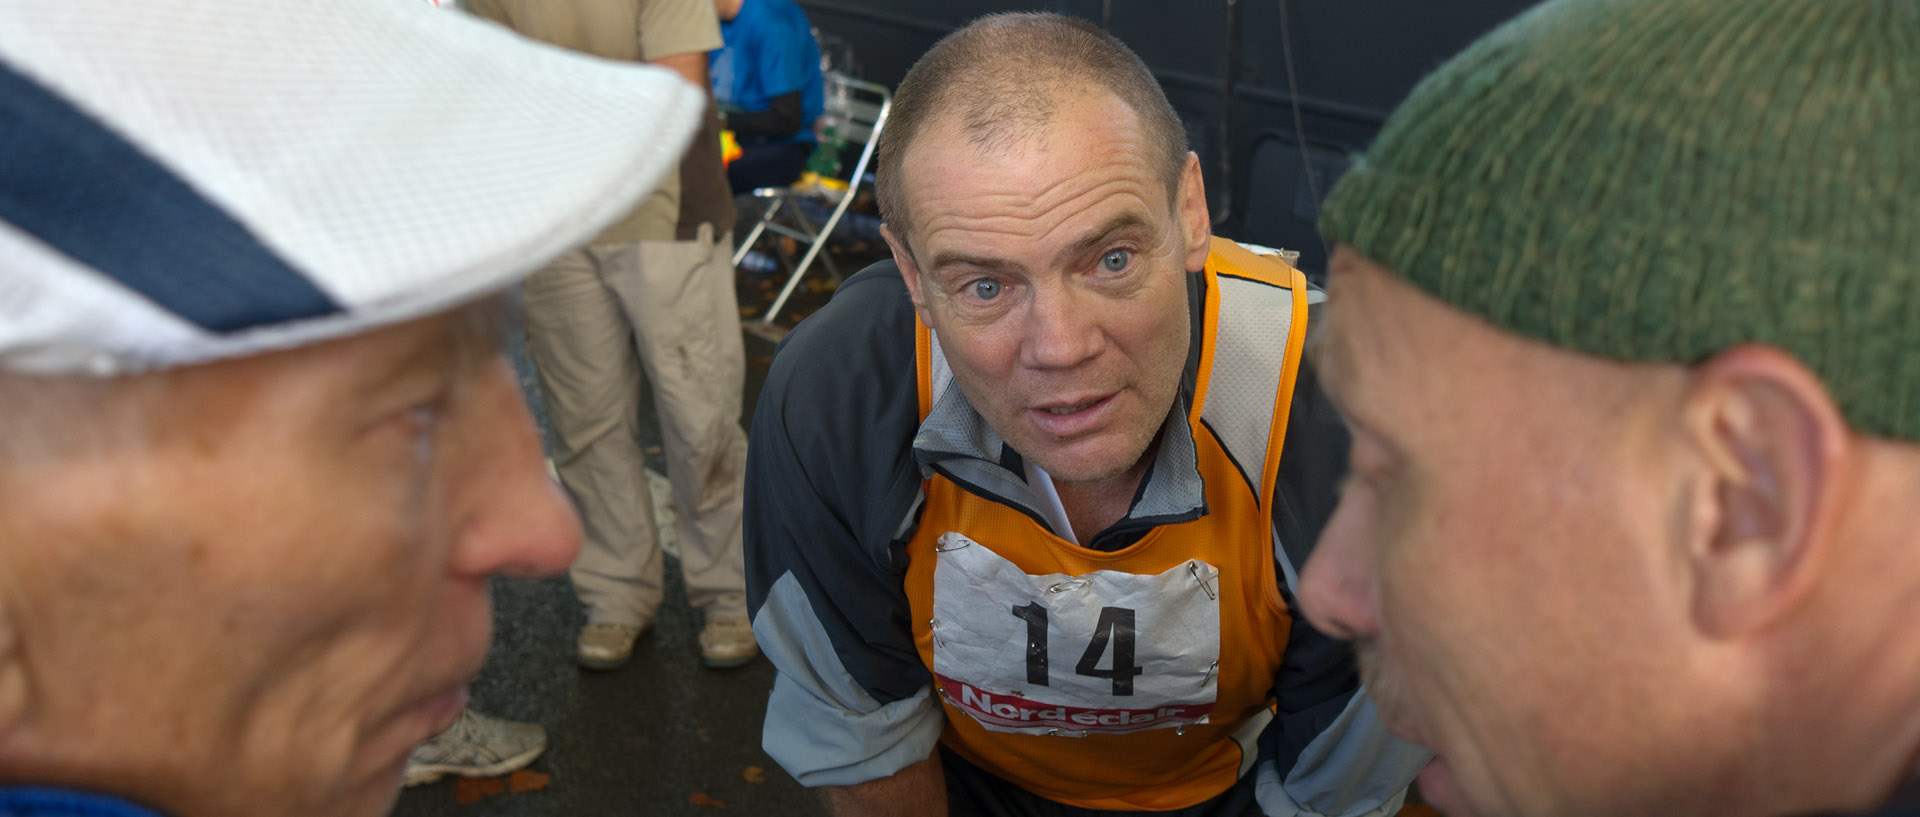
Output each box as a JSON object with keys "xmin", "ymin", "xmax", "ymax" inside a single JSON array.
[
  {"xmin": 405, "ymin": 0, "xmax": 757, "ymax": 787},
  {"xmin": 398, "ymin": 2, "xmax": 759, "ymax": 788},
  {"xmin": 711, "ymin": 0, "xmax": 825, "ymax": 194}
]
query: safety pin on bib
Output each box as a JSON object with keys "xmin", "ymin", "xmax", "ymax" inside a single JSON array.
[
  {"xmin": 1187, "ymin": 562, "xmax": 1218, "ymax": 600},
  {"xmin": 1046, "ymin": 578, "xmax": 1090, "ymax": 594},
  {"xmin": 934, "ymin": 535, "xmax": 972, "ymax": 552}
]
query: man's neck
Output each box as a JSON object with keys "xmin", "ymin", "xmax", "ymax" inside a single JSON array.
[{"xmin": 1049, "ymin": 455, "xmax": 1153, "ymax": 548}]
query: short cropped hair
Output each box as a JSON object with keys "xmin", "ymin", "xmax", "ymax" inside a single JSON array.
[{"xmin": 875, "ymin": 13, "xmax": 1189, "ymax": 244}]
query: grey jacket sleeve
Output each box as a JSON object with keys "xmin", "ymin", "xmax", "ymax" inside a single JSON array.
[
  {"xmin": 1255, "ymin": 691, "xmax": 1428, "ymax": 817},
  {"xmin": 744, "ymin": 264, "xmax": 947, "ymax": 786},
  {"xmin": 756, "ymin": 573, "xmax": 945, "ymax": 785}
]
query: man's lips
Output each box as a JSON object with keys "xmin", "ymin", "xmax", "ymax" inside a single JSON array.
[
  {"xmin": 1416, "ymin": 755, "xmax": 1469, "ymax": 817},
  {"xmin": 388, "ymin": 657, "xmax": 480, "ymax": 746},
  {"xmin": 1034, "ymin": 394, "xmax": 1106, "ymax": 413},
  {"xmin": 1027, "ymin": 393, "xmax": 1116, "ymax": 436},
  {"xmin": 413, "ymin": 684, "xmax": 470, "ymax": 738},
  {"xmin": 361, "ymin": 682, "xmax": 470, "ymax": 782}
]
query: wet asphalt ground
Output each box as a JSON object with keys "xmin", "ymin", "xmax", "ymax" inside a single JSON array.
[{"xmin": 392, "ymin": 226, "xmax": 871, "ymax": 817}]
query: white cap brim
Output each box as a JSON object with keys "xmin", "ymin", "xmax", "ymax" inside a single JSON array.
[{"xmin": 0, "ymin": 0, "xmax": 706, "ymax": 374}]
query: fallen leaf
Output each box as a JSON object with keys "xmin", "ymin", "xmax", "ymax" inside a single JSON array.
[
  {"xmin": 453, "ymin": 777, "xmax": 505, "ymax": 804},
  {"xmin": 742, "ymin": 766, "xmax": 767, "ymax": 784},
  {"xmin": 508, "ymin": 769, "xmax": 551, "ymax": 794},
  {"xmin": 688, "ymin": 791, "xmax": 728, "ymax": 809},
  {"xmin": 1396, "ymin": 802, "xmax": 1441, "ymax": 817}
]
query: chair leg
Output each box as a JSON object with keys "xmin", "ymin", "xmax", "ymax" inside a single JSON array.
[
  {"xmin": 731, "ymin": 197, "xmax": 785, "ymax": 267},
  {"xmin": 763, "ymin": 191, "xmax": 861, "ymax": 324},
  {"xmin": 786, "ymin": 199, "xmax": 822, "ymax": 247},
  {"xmin": 771, "ymin": 195, "xmax": 841, "ymax": 280}
]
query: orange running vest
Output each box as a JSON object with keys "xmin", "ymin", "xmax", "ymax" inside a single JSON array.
[{"xmin": 904, "ymin": 238, "xmax": 1312, "ymax": 810}]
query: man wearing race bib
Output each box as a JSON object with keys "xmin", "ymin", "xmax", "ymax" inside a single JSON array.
[{"xmin": 743, "ymin": 13, "xmax": 1425, "ymax": 816}]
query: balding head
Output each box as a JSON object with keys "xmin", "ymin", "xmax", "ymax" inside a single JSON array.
[{"xmin": 875, "ymin": 13, "xmax": 1188, "ymax": 244}]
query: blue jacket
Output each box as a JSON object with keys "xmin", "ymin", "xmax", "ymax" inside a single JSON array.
[
  {"xmin": 711, "ymin": 0, "xmax": 823, "ymax": 144},
  {"xmin": 0, "ymin": 788, "xmax": 165, "ymax": 817}
]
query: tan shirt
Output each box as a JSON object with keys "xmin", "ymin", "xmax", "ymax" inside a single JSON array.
[{"xmin": 466, "ymin": 0, "xmax": 722, "ymax": 244}]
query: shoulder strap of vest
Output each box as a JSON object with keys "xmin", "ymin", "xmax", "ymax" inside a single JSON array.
[
  {"xmin": 1194, "ymin": 237, "xmax": 1310, "ymax": 520},
  {"xmin": 915, "ymin": 315, "xmax": 945, "ymax": 421}
]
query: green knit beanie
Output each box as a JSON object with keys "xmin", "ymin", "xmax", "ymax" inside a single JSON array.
[{"xmin": 1319, "ymin": 0, "xmax": 1920, "ymax": 441}]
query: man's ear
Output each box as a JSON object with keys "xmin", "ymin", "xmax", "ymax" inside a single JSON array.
[
  {"xmin": 1176, "ymin": 152, "xmax": 1210, "ymax": 273},
  {"xmin": 1678, "ymin": 344, "xmax": 1847, "ymax": 638},
  {"xmin": 882, "ymin": 224, "xmax": 933, "ymax": 325}
]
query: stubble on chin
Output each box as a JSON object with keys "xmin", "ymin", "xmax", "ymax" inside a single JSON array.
[{"xmin": 1356, "ymin": 641, "xmax": 1411, "ymax": 738}]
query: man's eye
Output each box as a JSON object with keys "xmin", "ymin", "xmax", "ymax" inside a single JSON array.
[
  {"xmin": 403, "ymin": 404, "xmax": 440, "ymax": 433},
  {"xmin": 1100, "ymin": 249, "xmax": 1132, "ymax": 273},
  {"xmin": 398, "ymin": 399, "xmax": 448, "ymax": 457},
  {"xmin": 969, "ymin": 279, "xmax": 1002, "ymax": 300}
]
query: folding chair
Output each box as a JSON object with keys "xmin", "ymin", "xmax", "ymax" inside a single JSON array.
[{"xmin": 732, "ymin": 72, "xmax": 891, "ymax": 324}]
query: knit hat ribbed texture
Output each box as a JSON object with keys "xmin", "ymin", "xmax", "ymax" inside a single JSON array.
[{"xmin": 1320, "ymin": 0, "xmax": 1920, "ymax": 441}]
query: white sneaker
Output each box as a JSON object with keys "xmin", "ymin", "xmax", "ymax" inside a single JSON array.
[
  {"xmin": 403, "ymin": 708, "xmax": 546, "ymax": 786},
  {"xmin": 576, "ymin": 621, "xmax": 646, "ymax": 671},
  {"xmin": 698, "ymin": 616, "xmax": 759, "ymax": 669}
]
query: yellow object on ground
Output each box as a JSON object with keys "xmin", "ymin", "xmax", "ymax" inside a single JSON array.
[{"xmin": 795, "ymin": 172, "xmax": 848, "ymax": 195}]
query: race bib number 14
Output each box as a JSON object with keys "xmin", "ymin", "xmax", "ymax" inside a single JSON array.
[{"xmin": 929, "ymin": 532, "xmax": 1222, "ymax": 736}]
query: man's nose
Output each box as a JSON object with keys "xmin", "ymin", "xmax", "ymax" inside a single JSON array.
[
  {"xmin": 1296, "ymin": 519, "xmax": 1381, "ymax": 641},
  {"xmin": 1018, "ymin": 283, "xmax": 1103, "ymax": 370},
  {"xmin": 447, "ymin": 359, "xmax": 582, "ymax": 579}
]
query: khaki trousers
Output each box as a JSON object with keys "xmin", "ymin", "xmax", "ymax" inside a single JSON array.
[{"xmin": 522, "ymin": 224, "xmax": 748, "ymax": 626}]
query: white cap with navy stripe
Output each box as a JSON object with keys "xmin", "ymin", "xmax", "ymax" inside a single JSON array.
[{"xmin": 0, "ymin": 0, "xmax": 705, "ymax": 375}]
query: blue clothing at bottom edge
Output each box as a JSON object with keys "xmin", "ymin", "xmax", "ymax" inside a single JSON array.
[
  {"xmin": 1839, "ymin": 777, "xmax": 1920, "ymax": 817},
  {"xmin": 0, "ymin": 788, "xmax": 165, "ymax": 817}
]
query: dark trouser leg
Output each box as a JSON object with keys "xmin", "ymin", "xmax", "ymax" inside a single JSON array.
[
  {"xmin": 727, "ymin": 140, "xmax": 814, "ymax": 194},
  {"xmin": 938, "ymin": 744, "xmax": 1262, "ymax": 817}
]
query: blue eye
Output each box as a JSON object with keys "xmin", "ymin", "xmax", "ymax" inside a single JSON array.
[
  {"xmin": 1101, "ymin": 249, "xmax": 1132, "ymax": 272},
  {"xmin": 970, "ymin": 279, "xmax": 1002, "ymax": 300},
  {"xmin": 397, "ymin": 397, "xmax": 448, "ymax": 461},
  {"xmin": 404, "ymin": 403, "xmax": 440, "ymax": 432}
]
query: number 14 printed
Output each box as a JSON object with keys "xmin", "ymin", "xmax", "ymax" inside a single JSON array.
[{"xmin": 1012, "ymin": 603, "xmax": 1143, "ymax": 695}]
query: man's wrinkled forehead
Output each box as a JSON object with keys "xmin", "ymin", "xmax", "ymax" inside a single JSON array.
[
  {"xmin": 1313, "ymin": 247, "xmax": 1465, "ymax": 438},
  {"xmin": 903, "ymin": 104, "xmax": 1057, "ymax": 192},
  {"xmin": 341, "ymin": 297, "xmax": 512, "ymax": 393},
  {"xmin": 1313, "ymin": 249, "xmax": 1376, "ymax": 403},
  {"xmin": 193, "ymin": 296, "xmax": 514, "ymax": 421},
  {"xmin": 897, "ymin": 87, "xmax": 1170, "ymax": 233},
  {"xmin": 1318, "ymin": 246, "xmax": 1611, "ymax": 432}
]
